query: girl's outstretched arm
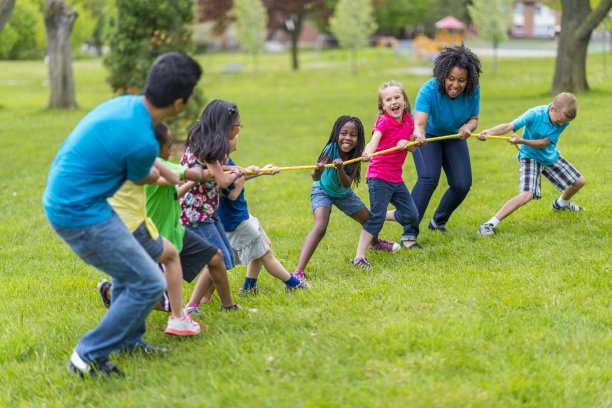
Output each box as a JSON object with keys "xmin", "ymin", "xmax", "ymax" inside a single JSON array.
[{"xmin": 206, "ymin": 159, "xmax": 247, "ymax": 188}]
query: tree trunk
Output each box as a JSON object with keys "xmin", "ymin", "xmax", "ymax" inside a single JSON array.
[
  {"xmin": 286, "ymin": 11, "xmax": 304, "ymax": 71},
  {"xmin": 44, "ymin": 1, "xmax": 78, "ymax": 109},
  {"xmin": 552, "ymin": 0, "xmax": 612, "ymax": 94},
  {"xmin": 0, "ymin": 0, "xmax": 16, "ymax": 36}
]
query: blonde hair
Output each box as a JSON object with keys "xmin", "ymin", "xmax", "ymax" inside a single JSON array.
[
  {"xmin": 553, "ymin": 92, "xmax": 577, "ymax": 119},
  {"xmin": 377, "ymin": 80, "xmax": 411, "ymax": 116}
]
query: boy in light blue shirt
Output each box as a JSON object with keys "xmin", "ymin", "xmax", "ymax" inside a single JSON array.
[{"xmin": 476, "ymin": 92, "xmax": 586, "ymax": 236}]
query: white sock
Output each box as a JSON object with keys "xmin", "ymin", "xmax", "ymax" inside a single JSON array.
[
  {"xmin": 487, "ymin": 217, "xmax": 500, "ymax": 228},
  {"xmin": 557, "ymin": 196, "xmax": 570, "ymax": 207}
]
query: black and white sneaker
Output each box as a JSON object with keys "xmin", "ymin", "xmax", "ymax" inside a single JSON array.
[
  {"xmin": 67, "ymin": 350, "xmax": 124, "ymax": 379},
  {"xmin": 551, "ymin": 199, "xmax": 584, "ymax": 212}
]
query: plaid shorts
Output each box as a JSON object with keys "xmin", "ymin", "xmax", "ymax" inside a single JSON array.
[{"xmin": 519, "ymin": 156, "xmax": 581, "ymax": 199}]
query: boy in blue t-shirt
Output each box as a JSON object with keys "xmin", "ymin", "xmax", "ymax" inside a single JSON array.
[{"xmin": 476, "ymin": 92, "xmax": 586, "ymax": 236}]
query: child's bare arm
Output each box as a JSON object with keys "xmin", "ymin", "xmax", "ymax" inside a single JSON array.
[
  {"xmin": 206, "ymin": 160, "xmax": 247, "ymax": 189},
  {"xmin": 508, "ymin": 134, "xmax": 551, "ymax": 148},
  {"xmin": 183, "ymin": 167, "xmax": 214, "ymax": 183},
  {"xmin": 312, "ymin": 156, "xmax": 329, "ymax": 181},
  {"xmin": 479, "ymin": 123, "xmax": 515, "ymax": 140},
  {"xmin": 333, "ymin": 159, "xmax": 353, "ymax": 189},
  {"xmin": 362, "ymin": 131, "xmax": 383, "ymax": 161},
  {"xmin": 225, "ymin": 176, "xmax": 245, "ymax": 200},
  {"xmin": 154, "ymin": 159, "xmax": 181, "ymax": 185},
  {"xmin": 177, "ymin": 180, "xmax": 196, "ymax": 197}
]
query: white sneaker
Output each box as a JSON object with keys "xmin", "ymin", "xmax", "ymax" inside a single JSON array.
[
  {"xmin": 477, "ymin": 223, "xmax": 495, "ymax": 236},
  {"xmin": 185, "ymin": 304, "xmax": 202, "ymax": 316},
  {"xmin": 165, "ymin": 313, "xmax": 201, "ymax": 336}
]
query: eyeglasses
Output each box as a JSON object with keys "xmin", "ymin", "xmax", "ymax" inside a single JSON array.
[{"xmin": 233, "ymin": 121, "xmax": 244, "ymax": 128}]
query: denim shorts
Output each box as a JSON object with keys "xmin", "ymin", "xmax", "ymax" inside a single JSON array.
[
  {"xmin": 185, "ymin": 214, "xmax": 235, "ymax": 269},
  {"xmin": 132, "ymin": 222, "xmax": 164, "ymax": 261},
  {"xmin": 310, "ymin": 186, "xmax": 366, "ymax": 216}
]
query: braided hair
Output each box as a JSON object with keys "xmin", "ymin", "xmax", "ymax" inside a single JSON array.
[
  {"xmin": 318, "ymin": 115, "xmax": 366, "ymax": 187},
  {"xmin": 433, "ymin": 44, "xmax": 482, "ymax": 97},
  {"xmin": 185, "ymin": 99, "xmax": 236, "ymax": 163}
]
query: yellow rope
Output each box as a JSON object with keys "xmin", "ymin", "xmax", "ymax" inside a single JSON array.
[{"xmin": 232, "ymin": 133, "xmax": 513, "ymax": 174}]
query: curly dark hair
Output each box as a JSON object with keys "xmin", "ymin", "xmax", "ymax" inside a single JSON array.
[
  {"xmin": 433, "ymin": 44, "xmax": 482, "ymax": 97},
  {"xmin": 318, "ymin": 115, "xmax": 366, "ymax": 187},
  {"xmin": 184, "ymin": 99, "xmax": 236, "ymax": 163}
]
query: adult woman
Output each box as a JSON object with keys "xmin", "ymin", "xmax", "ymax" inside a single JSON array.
[{"xmin": 402, "ymin": 44, "xmax": 482, "ymax": 249}]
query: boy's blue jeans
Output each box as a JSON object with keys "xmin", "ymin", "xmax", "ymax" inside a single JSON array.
[
  {"xmin": 403, "ymin": 137, "xmax": 472, "ymax": 241},
  {"xmin": 51, "ymin": 212, "xmax": 166, "ymax": 363}
]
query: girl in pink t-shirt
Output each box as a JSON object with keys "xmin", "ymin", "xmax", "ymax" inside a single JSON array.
[{"xmin": 352, "ymin": 80, "xmax": 420, "ymax": 268}]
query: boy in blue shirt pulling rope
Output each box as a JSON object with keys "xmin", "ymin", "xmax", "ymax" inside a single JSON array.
[{"xmin": 477, "ymin": 92, "xmax": 586, "ymax": 236}]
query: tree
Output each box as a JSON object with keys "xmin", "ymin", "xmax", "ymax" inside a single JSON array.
[
  {"xmin": 373, "ymin": 0, "xmax": 427, "ymax": 37},
  {"xmin": 263, "ymin": 0, "xmax": 333, "ymax": 70},
  {"xmin": 104, "ymin": 0, "xmax": 202, "ymax": 136},
  {"xmin": 45, "ymin": 0, "xmax": 78, "ymax": 108},
  {"xmin": 233, "ymin": 0, "xmax": 267, "ymax": 73},
  {"xmin": 552, "ymin": 0, "xmax": 612, "ymax": 93},
  {"xmin": 197, "ymin": 0, "xmax": 233, "ymax": 35},
  {"xmin": 0, "ymin": 0, "xmax": 15, "ymax": 36},
  {"xmin": 467, "ymin": 0, "xmax": 514, "ymax": 76},
  {"xmin": 329, "ymin": 0, "xmax": 376, "ymax": 74}
]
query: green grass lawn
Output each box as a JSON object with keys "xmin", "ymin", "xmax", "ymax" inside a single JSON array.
[{"xmin": 1, "ymin": 47, "xmax": 611, "ymax": 407}]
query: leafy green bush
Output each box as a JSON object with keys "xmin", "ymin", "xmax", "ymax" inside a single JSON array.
[
  {"xmin": 0, "ymin": 0, "xmax": 39, "ymax": 59},
  {"xmin": 103, "ymin": 0, "xmax": 203, "ymax": 136}
]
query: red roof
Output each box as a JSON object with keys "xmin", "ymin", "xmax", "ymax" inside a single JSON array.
[{"xmin": 435, "ymin": 16, "xmax": 466, "ymax": 30}]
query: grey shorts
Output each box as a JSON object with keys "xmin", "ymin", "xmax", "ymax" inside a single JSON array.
[
  {"xmin": 310, "ymin": 186, "xmax": 366, "ymax": 216},
  {"xmin": 132, "ymin": 222, "xmax": 164, "ymax": 261},
  {"xmin": 226, "ymin": 214, "xmax": 270, "ymax": 265},
  {"xmin": 519, "ymin": 156, "xmax": 581, "ymax": 199}
]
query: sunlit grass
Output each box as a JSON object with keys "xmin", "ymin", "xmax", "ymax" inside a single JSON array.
[{"xmin": 0, "ymin": 47, "xmax": 611, "ymax": 407}]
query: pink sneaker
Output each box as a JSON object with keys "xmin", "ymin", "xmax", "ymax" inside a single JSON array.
[
  {"xmin": 368, "ymin": 239, "xmax": 401, "ymax": 253},
  {"xmin": 165, "ymin": 313, "xmax": 203, "ymax": 336},
  {"xmin": 293, "ymin": 269, "xmax": 307, "ymax": 280}
]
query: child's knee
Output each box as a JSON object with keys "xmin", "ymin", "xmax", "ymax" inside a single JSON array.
[
  {"xmin": 209, "ymin": 250, "xmax": 225, "ymax": 269},
  {"xmin": 312, "ymin": 223, "xmax": 328, "ymax": 239},
  {"xmin": 574, "ymin": 176, "xmax": 586, "ymax": 189},
  {"xmin": 395, "ymin": 210, "xmax": 418, "ymax": 226},
  {"xmin": 518, "ymin": 191, "xmax": 534, "ymax": 204}
]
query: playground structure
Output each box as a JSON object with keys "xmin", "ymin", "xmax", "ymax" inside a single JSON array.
[{"xmin": 414, "ymin": 16, "xmax": 466, "ymax": 59}]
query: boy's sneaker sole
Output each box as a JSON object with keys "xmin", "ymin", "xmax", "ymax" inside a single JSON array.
[
  {"xmin": 68, "ymin": 350, "xmax": 124, "ymax": 379},
  {"xmin": 97, "ymin": 279, "xmax": 111, "ymax": 309}
]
